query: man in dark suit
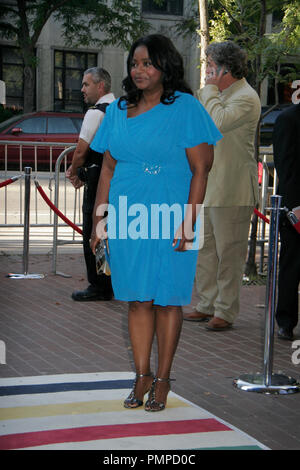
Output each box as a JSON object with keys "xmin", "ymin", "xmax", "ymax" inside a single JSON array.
[{"xmin": 273, "ymin": 103, "xmax": 300, "ymax": 340}]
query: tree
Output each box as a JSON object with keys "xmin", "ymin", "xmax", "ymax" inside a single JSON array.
[
  {"xmin": 0, "ymin": 0, "xmax": 149, "ymax": 112},
  {"xmin": 179, "ymin": 0, "xmax": 299, "ymax": 92},
  {"xmin": 206, "ymin": 0, "xmax": 300, "ymax": 277},
  {"xmin": 198, "ymin": 0, "xmax": 209, "ymax": 87},
  {"xmin": 207, "ymin": 0, "xmax": 300, "ymax": 94},
  {"xmin": 176, "ymin": 0, "xmax": 300, "ymax": 278}
]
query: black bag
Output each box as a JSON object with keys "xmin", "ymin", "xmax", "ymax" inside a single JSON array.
[{"xmin": 77, "ymin": 102, "xmax": 109, "ymax": 182}]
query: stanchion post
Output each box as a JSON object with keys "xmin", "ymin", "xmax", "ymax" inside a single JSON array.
[
  {"xmin": 52, "ymin": 157, "xmax": 59, "ymax": 274},
  {"xmin": 7, "ymin": 167, "xmax": 44, "ymax": 280},
  {"xmin": 258, "ymin": 156, "xmax": 269, "ymax": 274},
  {"xmin": 263, "ymin": 195, "xmax": 281, "ymax": 386},
  {"xmin": 233, "ymin": 195, "xmax": 300, "ymax": 394},
  {"xmin": 22, "ymin": 167, "xmax": 31, "ymax": 275}
]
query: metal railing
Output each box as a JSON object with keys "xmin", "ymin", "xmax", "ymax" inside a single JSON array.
[
  {"xmin": 52, "ymin": 146, "xmax": 82, "ymax": 276},
  {"xmin": 234, "ymin": 194, "xmax": 300, "ymax": 394},
  {"xmin": 256, "ymin": 146, "xmax": 277, "ymax": 273},
  {"xmin": 0, "ymin": 140, "xmax": 82, "ymax": 232},
  {"xmin": 1, "ymin": 140, "xmax": 275, "ymax": 275},
  {"xmin": 0, "ymin": 139, "xmax": 76, "ymax": 173}
]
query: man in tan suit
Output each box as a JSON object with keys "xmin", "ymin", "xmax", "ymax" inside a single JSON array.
[{"xmin": 184, "ymin": 41, "xmax": 261, "ymax": 330}]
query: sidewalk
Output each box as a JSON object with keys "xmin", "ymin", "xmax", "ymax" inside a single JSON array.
[{"xmin": 0, "ymin": 246, "xmax": 300, "ymax": 450}]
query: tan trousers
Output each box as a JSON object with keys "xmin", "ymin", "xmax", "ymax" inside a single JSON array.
[{"xmin": 195, "ymin": 206, "xmax": 253, "ymax": 324}]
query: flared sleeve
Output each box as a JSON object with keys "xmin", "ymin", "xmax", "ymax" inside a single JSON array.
[{"xmin": 176, "ymin": 93, "xmax": 223, "ymax": 148}]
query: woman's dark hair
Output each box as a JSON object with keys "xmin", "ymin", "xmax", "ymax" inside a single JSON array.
[
  {"xmin": 205, "ymin": 41, "xmax": 248, "ymax": 79},
  {"xmin": 118, "ymin": 34, "xmax": 193, "ymax": 108}
]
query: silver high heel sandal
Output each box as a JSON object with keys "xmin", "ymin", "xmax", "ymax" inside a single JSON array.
[
  {"xmin": 124, "ymin": 373, "xmax": 153, "ymax": 409},
  {"xmin": 144, "ymin": 377, "xmax": 175, "ymax": 412}
]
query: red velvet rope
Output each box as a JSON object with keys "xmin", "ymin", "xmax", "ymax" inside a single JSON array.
[
  {"xmin": 0, "ymin": 176, "xmax": 21, "ymax": 188},
  {"xmin": 4, "ymin": 177, "xmax": 273, "ymax": 233},
  {"xmin": 254, "ymin": 208, "xmax": 270, "ymax": 224},
  {"xmin": 294, "ymin": 221, "xmax": 300, "ymax": 234},
  {"xmin": 36, "ymin": 179, "xmax": 269, "ymax": 234},
  {"xmin": 35, "ymin": 180, "xmax": 83, "ymax": 235},
  {"xmin": 254, "ymin": 208, "xmax": 300, "ymax": 233}
]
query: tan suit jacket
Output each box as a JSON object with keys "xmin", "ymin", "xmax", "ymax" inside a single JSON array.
[{"xmin": 198, "ymin": 78, "xmax": 261, "ymax": 207}]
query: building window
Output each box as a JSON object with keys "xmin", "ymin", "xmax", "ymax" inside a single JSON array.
[
  {"xmin": 0, "ymin": 46, "xmax": 24, "ymax": 109},
  {"xmin": 142, "ymin": 0, "xmax": 183, "ymax": 15},
  {"xmin": 54, "ymin": 50, "xmax": 97, "ymax": 112}
]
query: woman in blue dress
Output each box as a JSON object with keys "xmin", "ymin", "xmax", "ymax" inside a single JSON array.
[{"xmin": 90, "ymin": 34, "xmax": 222, "ymax": 411}]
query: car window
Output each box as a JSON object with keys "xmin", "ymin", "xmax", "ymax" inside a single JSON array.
[
  {"xmin": 47, "ymin": 117, "xmax": 79, "ymax": 134},
  {"xmin": 71, "ymin": 117, "xmax": 83, "ymax": 132},
  {"xmin": 0, "ymin": 114, "xmax": 24, "ymax": 132},
  {"xmin": 261, "ymin": 111, "xmax": 281, "ymax": 125},
  {"xmin": 14, "ymin": 117, "xmax": 47, "ymax": 134}
]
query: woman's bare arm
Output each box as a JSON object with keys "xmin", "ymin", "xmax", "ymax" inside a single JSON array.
[
  {"xmin": 90, "ymin": 150, "xmax": 117, "ymax": 254},
  {"xmin": 173, "ymin": 142, "xmax": 214, "ymax": 251}
]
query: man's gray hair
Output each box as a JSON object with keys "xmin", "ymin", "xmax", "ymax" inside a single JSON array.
[
  {"xmin": 84, "ymin": 67, "xmax": 111, "ymax": 93},
  {"xmin": 205, "ymin": 41, "xmax": 248, "ymax": 79}
]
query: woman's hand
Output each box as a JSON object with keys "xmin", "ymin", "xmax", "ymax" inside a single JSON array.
[
  {"xmin": 90, "ymin": 218, "xmax": 108, "ymax": 255},
  {"xmin": 90, "ymin": 231, "xmax": 100, "ymax": 256},
  {"xmin": 172, "ymin": 220, "xmax": 195, "ymax": 252},
  {"xmin": 173, "ymin": 142, "xmax": 214, "ymax": 252}
]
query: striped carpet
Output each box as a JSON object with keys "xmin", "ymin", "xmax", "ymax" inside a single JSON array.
[{"xmin": 0, "ymin": 372, "xmax": 267, "ymax": 450}]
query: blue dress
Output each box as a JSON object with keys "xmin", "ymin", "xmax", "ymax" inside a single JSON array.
[{"xmin": 91, "ymin": 91, "xmax": 222, "ymax": 306}]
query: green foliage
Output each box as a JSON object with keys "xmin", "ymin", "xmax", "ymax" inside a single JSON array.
[
  {"xmin": 207, "ymin": 0, "xmax": 300, "ymax": 86},
  {"xmin": 0, "ymin": 105, "xmax": 22, "ymax": 124},
  {"xmin": 0, "ymin": 0, "xmax": 149, "ymax": 52},
  {"xmin": 175, "ymin": 0, "xmax": 300, "ymax": 92},
  {"xmin": 0, "ymin": 0, "xmax": 150, "ymax": 111},
  {"xmin": 53, "ymin": 0, "xmax": 149, "ymax": 49},
  {"xmin": 268, "ymin": 0, "xmax": 300, "ymax": 52}
]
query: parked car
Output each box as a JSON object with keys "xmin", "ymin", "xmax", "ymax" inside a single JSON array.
[
  {"xmin": 0, "ymin": 111, "xmax": 84, "ymax": 170},
  {"xmin": 260, "ymin": 104, "xmax": 292, "ymax": 146}
]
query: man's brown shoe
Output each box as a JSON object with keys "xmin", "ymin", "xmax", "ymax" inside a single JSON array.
[
  {"xmin": 205, "ymin": 317, "xmax": 232, "ymax": 331},
  {"xmin": 183, "ymin": 311, "xmax": 213, "ymax": 322}
]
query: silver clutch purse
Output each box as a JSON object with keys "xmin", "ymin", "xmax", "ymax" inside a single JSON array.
[{"xmin": 95, "ymin": 240, "xmax": 111, "ymax": 276}]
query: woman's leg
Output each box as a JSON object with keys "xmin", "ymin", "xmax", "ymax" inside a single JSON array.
[
  {"xmin": 150, "ymin": 305, "xmax": 183, "ymax": 406},
  {"xmin": 127, "ymin": 300, "xmax": 155, "ymax": 402}
]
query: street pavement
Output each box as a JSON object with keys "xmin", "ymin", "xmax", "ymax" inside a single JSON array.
[{"xmin": 0, "ymin": 243, "xmax": 300, "ymax": 450}]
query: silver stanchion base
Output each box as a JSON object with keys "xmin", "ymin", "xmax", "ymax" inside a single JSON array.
[
  {"xmin": 54, "ymin": 271, "xmax": 72, "ymax": 278},
  {"xmin": 233, "ymin": 373, "xmax": 300, "ymax": 395},
  {"xmin": 7, "ymin": 273, "xmax": 45, "ymax": 279}
]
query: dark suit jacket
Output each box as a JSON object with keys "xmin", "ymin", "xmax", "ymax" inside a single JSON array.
[{"xmin": 273, "ymin": 103, "xmax": 300, "ymax": 210}]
